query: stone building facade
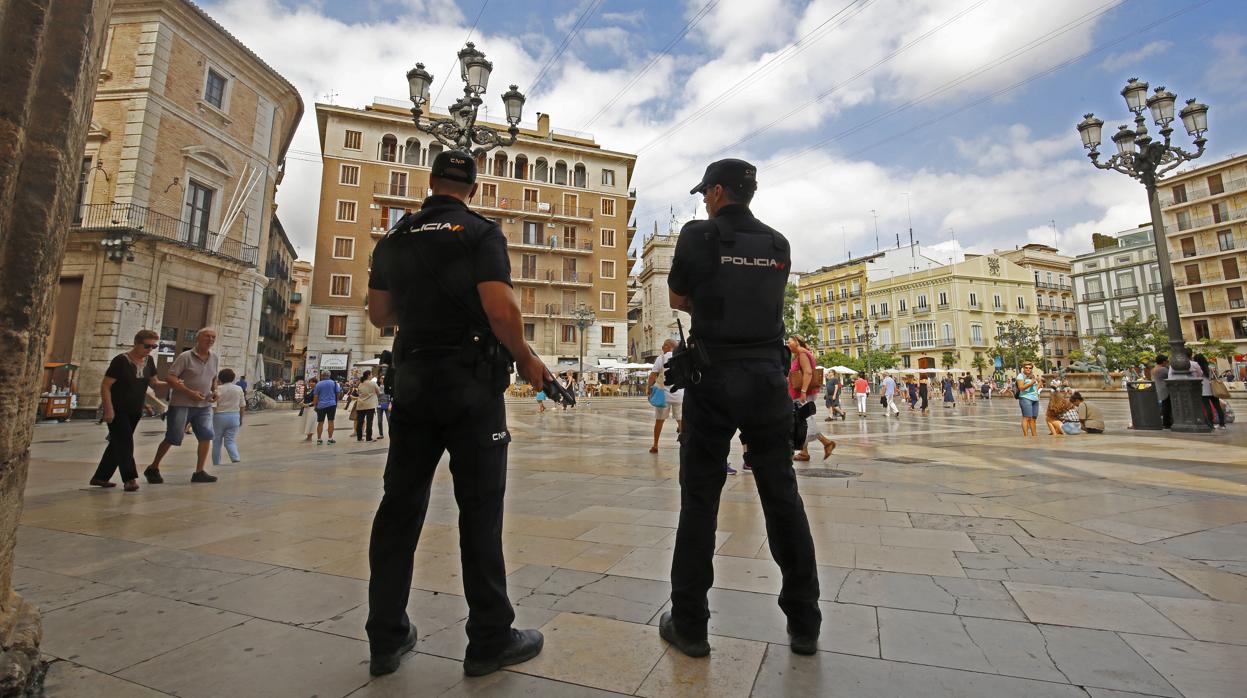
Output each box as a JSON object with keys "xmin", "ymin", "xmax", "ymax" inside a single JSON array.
[
  {"xmin": 1071, "ymin": 225, "xmax": 1166, "ymax": 341},
  {"xmin": 996, "ymin": 243, "xmax": 1079, "ymax": 370},
  {"xmin": 49, "ymin": 0, "xmax": 302, "ymax": 409},
  {"xmin": 635, "ymin": 229, "xmax": 690, "ymax": 363},
  {"xmin": 259, "ymin": 217, "xmax": 297, "ymax": 380},
  {"xmin": 307, "ymin": 101, "xmax": 636, "ymax": 377},
  {"xmin": 288, "ymin": 260, "xmax": 313, "ymax": 380},
  {"xmin": 1159, "ymin": 152, "xmax": 1247, "ymax": 375}
]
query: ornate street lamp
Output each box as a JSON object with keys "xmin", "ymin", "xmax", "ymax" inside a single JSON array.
[
  {"xmin": 572, "ymin": 303, "xmax": 597, "ymax": 384},
  {"xmin": 1075, "ymin": 78, "xmax": 1210, "ymax": 432},
  {"xmin": 406, "ymin": 42, "xmax": 527, "ymax": 155}
]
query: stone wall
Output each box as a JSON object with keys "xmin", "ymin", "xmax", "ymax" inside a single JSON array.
[{"xmin": 0, "ymin": 1, "xmax": 115, "ymax": 694}]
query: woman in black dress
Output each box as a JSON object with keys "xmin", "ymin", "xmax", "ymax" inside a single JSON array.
[{"xmin": 91, "ymin": 329, "xmax": 167, "ymax": 491}]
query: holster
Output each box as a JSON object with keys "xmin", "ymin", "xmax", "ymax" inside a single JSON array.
[{"xmin": 461, "ymin": 327, "xmax": 514, "ymax": 386}]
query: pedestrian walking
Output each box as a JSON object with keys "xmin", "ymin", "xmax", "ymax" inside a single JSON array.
[
  {"xmin": 312, "ymin": 370, "xmax": 341, "ymax": 444},
  {"xmin": 648, "ymin": 338, "xmax": 684, "ymax": 453},
  {"xmin": 376, "ymin": 384, "xmax": 390, "ymax": 439},
  {"xmin": 145, "ymin": 327, "xmax": 220, "ymax": 484},
  {"xmin": 880, "ymin": 373, "xmax": 900, "ymax": 417},
  {"xmin": 535, "ymin": 387, "xmax": 547, "ymax": 412},
  {"xmin": 354, "ymin": 370, "xmax": 381, "ymax": 441},
  {"xmin": 1015, "ymin": 361, "xmax": 1041, "ymax": 437},
  {"xmin": 788, "ymin": 335, "xmax": 835, "ymax": 462},
  {"xmin": 91, "ymin": 329, "xmax": 167, "ymax": 491},
  {"xmin": 852, "ymin": 374, "xmax": 869, "ymax": 415},
  {"xmin": 823, "ymin": 372, "xmax": 845, "ymax": 421},
  {"xmin": 659, "ymin": 157, "xmax": 821, "ymax": 659},
  {"xmin": 1193, "ymin": 354, "xmax": 1226, "ymax": 429},
  {"xmin": 918, "ymin": 376, "xmax": 930, "ymax": 415},
  {"xmin": 906, "ymin": 376, "xmax": 918, "ymax": 410},
  {"xmin": 211, "ymin": 369, "xmax": 244, "ymax": 465},
  {"xmin": 363, "ymin": 150, "xmax": 548, "ymax": 678},
  {"xmin": 942, "ymin": 375, "xmax": 955, "ymax": 408}
]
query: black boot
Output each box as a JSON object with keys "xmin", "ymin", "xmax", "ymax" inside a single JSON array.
[
  {"xmin": 659, "ymin": 612, "xmax": 710, "ymax": 657},
  {"xmin": 369, "ymin": 625, "xmax": 417, "ymax": 677},
  {"xmin": 462, "ymin": 629, "xmax": 544, "ymax": 677}
]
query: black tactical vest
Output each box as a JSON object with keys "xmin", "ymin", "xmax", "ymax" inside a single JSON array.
[{"xmin": 690, "ymin": 212, "xmax": 791, "ymax": 345}]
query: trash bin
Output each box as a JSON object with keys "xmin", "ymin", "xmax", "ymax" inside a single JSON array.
[{"xmin": 1127, "ymin": 381, "xmax": 1163, "ymax": 430}]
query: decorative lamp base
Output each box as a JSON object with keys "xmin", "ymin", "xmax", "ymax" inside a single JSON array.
[{"xmin": 1166, "ymin": 377, "xmax": 1212, "ymax": 433}]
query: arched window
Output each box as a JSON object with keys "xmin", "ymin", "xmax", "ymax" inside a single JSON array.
[
  {"xmin": 513, "ymin": 154, "xmax": 528, "ymax": 180},
  {"xmin": 534, "ymin": 158, "xmax": 549, "ymax": 182},
  {"xmin": 404, "ymin": 138, "xmax": 420, "ymax": 165},
  {"xmin": 427, "ymin": 142, "xmax": 443, "ymax": 163},
  {"xmin": 554, "ymin": 160, "xmax": 568, "ymax": 186},
  {"xmin": 493, "ymin": 151, "xmax": 508, "ymax": 178},
  {"xmin": 573, "ymin": 163, "xmax": 587, "ymax": 188},
  {"xmin": 380, "ymin": 134, "xmax": 397, "ymax": 163},
  {"xmin": 474, "ymin": 152, "xmax": 487, "ymax": 174}
]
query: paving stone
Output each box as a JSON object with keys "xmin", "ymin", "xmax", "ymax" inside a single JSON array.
[
  {"xmin": 441, "ymin": 670, "xmax": 631, "ymax": 696},
  {"xmin": 968, "ymin": 533, "xmax": 1031, "ymax": 556},
  {"xmin": 312, "ymin": 589, "xmax": 469, "ymax": 643},
  {"xmin": 537, "ymin": 574, "xmax": 670, "ymax": 624},
  {"xmin": 690, "ymin": 588, "xmax": 879, "ymax": 657},
  {"xmin": 637, "ymin": 632, "xmax": 766, "ymax": 698},
  {"xmin": 43, "ymin": 660, "xmax": 171, "ymax": 698},
  {"xmin": 957, "ymin": 552, "xmax": 1206, "ymax": 597},
  {"xmin": 908, "ymin": 513, "xmax": 1031, "ymax": 537},
  {"xmin": 183, "ymin": 567, "xmax": 367, "ymax": 625},
  {"xmin": 1005, "ymin": 583, "xmax": 1188, "ymax": 637},
  {"xmin": 11, "ymin": 566, "xmax": 123, "ymax": 612},
  {"xmin": 1121, "ymin": 634, "xmax": 1247, "ymax": 698},
  {"xmin": 511, "ymin": 612, "xmax": 665, "ymax": 694},
  {"xmin": 1161, "ymin": 566, "xmax": 1247, "ymax": 603},
  {"xmin": 1035, "ymin": 625, "xmax": 1180, "ymax": 697},
  {"xmin": 1148, "ymin": 523, "xmax": 1247, "ymax": 564},
  {"xmin": 117, "ymin": 618, "xmax": 369, "ymax": 698},
  {"xmin": 853, "ymin": 543, "xmax": 966, "ymax": 577},
  {"xmin": 751, "ymin": 647, "xmax": 1089, "ymax": 697},
  {"xmin": 344, "ymin": 652, "xmax": 466, "ymax": 697},
  {"xmin": 40, "ymin": 589, "xmax": 247, "ymax": 673},
  {"xmin": 878, "ymin": 608, "xmax": 1066, "ymax": 682},
  {"xmin": 837, "ymin": 569, "xmax": 1025, "ymax": 620},
  {"xmin": 1140, "ymin": 595, "xmax": 1247, "ymax": 645},
  {"xmin": 74, "ymin": 547, "xmax": 274, "ymax": 600}
]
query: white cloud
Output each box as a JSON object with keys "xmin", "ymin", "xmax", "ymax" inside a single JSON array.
[
  {"xmin": 194, "ymin": 0, "xmax": 1143, "ymax": 269},
  {"xmin": 1098, "ymin": 39, "xmax": 1172, "ymax": 73}
]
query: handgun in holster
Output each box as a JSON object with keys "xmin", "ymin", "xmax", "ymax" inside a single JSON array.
[{"xmin": 664, "ymin": 319, "xmax": 706, "ymax": 392}]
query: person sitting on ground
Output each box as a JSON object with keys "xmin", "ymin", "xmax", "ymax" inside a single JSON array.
[
  {"xmin": 1045, "ymin": 390, "xmax": 1072, "ymax": 436},
  {"xmin": 1069, "ymin": 392, "xmax": 1104, "ymax": 433}
]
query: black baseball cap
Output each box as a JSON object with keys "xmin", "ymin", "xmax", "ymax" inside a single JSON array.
[
  {"xmin": 690, "ymin": 158, "xmax": 757, "ymax": 195},
  {"xmin": 431, "ymin": 150, "xmax": 476, "ymax": 184}
]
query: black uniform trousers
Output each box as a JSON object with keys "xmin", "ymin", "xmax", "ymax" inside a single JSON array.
[
  {"xmin": 93, "ymin": 411, "xmax": 142, "ymax": 483},
  {"xmin": 365, "ymin": 356, "xmax": 515, "ymax": 659},
  {"xmin": 670, "ymin": 357, "xmax": 822, "ymax": 639}
]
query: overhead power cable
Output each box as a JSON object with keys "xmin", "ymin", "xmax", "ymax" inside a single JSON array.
[
  {"xmin": 578, "ymin": 0, "xmax": 720, "ymax": 130},
  {"xmin": 431, "ymin": 0, "xmax": 492, "ymax": 106}
]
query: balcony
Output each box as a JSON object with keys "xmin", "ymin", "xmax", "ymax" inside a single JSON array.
[
  {"xmin": 896, "ymin": 307, "xmax": 909, "ymax": 316},
  {"xmin": 1159, "ymin": 176, "xmax": 1247, "ymax": 207},
  {"xmin": 1114, "ymin": 286, "xmax": 1139, "ymax": 296},
  {"xmin": 1082, "ymin": 291, "xmax": 1106, "ymax": 301},
  {"xmin": 1172, "ymin": 205, "xmax": 1247, "ymax": 233},
  {"xmin": 968, "ymin": 301, "xmax": 982, "ymax": 311},
  {"xmin": 1084, "ymin": 327, "xmax": 1112, "ymax": 336},
  {"xmin": 849, "ymin": 289, "xmax": 862, "ymax": 298},
  {"xmin": 373, "ymin": 182, "xmax": 424, "ymax": 204},
  {"xmin": 1176, "ymin": 271, "xmax": 1227, "ymax": 288},
  {"xmin": 72, "ymin": 202, "xmax": 259, "ymax": 267},
  {"xmin": 549, "ymin": 269, "xmax": 592, "ymax": 286},
  {"xmin": 839, "ymin": 313, "xmax": 849, "ymax": 321},
  {"xmin": 936, "ymin": 338, "xmax": 956, "ymax": 347},
  {"xmin": 914, "ymin": 305, "xmax": 931, "ymax": 315},
  {"xmin": 898, "ymin": 341, "xmax": 912, "ymax": 350},
  {"xmin": 507, "ymin": 233, "xmax": 594, "ymax": 254},
  {"xmin": 1035, "ymin": 281, "xmax": 1073, "ymax": 292},
  {"xmin": 852, "ymin": 311, "xmax": 863, "ymax": 319},
  {"xmin": 873, "ymin": 310, "xmax": 890, "ymax": 319},
  {"xmin": 290, "ymin": 291, "xmax": 302, "ymax": 304},
  {"xmin": 475, "ymin": 196, "xmax": 594, "ymax": 221},
  {"xmin": 937, "ymin": 303, "xmax": 950, "ymax": 310},
  {"xmin": 971, "ymin": 337, "xmax": 989, "ymax": 347}
]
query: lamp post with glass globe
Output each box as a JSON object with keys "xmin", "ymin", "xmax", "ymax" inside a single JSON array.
[
  {"xmin": 405, "ymin": 43, "xmax": 527, "ymax": 155},
  {"xmin": 572, "ymin": 303, "xmax": 597, "ymax": 385},
  {"xmin": 1075, "ymin": 78, "xmax": 1210, "ymax": 433}
]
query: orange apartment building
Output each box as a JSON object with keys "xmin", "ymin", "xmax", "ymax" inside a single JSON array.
[{"xmin": 306, "ymin": 100, "xmax": 637, "ymax": 377}]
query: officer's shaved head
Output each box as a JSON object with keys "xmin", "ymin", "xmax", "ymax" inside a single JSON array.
[{"xmin": 430, "ymin": 175, "xmax": 477, "ymax": 201}]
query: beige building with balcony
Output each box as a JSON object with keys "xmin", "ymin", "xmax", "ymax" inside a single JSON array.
[
  {"xmin": 996, "ymin": 243, "xmax": 1078, "ymax": 369},
  {"xmin": 1159, "ymin": 153, "xmax": 1247, "ymax": 374},
  {"xmin": 288, "ymin": 260, "xmax": 313, "ymax": 379},
  {"xmin": 1071, "ymin": 225, "xmax": 1167, "ymax": 343},
  {"xmin": 307, "ymin": 101, "xmax": 637, "ymax": 376},
  {"xmin": 48, "ymin": 0, "xmax": 302, "ymax": 408},
  {"xmin": 866, "ymin": 254, "xmax": 1039, "ymax": 371}
]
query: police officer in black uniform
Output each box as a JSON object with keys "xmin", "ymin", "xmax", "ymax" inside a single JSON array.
[
  {"xmin": 364, "ymin": 150, "xmax": 550, "ymax": 677},
  {"xmin": 660, "ymin": 158, "xmax": 821, "ymax": 657}
]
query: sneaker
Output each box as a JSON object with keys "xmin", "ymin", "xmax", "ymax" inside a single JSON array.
[
  {"xmin": 462, "ymin": 629, "xmax": 544, "ymax": 677},
  {"xmin": 369, "ymin": 626, "xmax": 418, "ymax": 677},
  {"xmin": 190, "ymin": 471, "xmax": 217, "ymax": 483},
  {"xmin": 725, "ymin": 464, "xmax": 737, "ymax": 475},
  {"xmin": 327, "ymin": 439, "xmax": 336, "ymax": 445},
  {"xmin": 742, "ymin": 463, "xmax": 752, "ymax": 472},
  {"xmin": 143, "ymin": 467, "xmax": 163, "ymax": 484},
  {"xmin": 658, "ymin": 612, "xmax": 709, "ymax": 658},
  {"xmin": 787, "ymin": 624, "xmax": 818, "ymax": 655},
  {"xmin": 316, "ymin": 439, "xmax": 323, "ymax": 445}
]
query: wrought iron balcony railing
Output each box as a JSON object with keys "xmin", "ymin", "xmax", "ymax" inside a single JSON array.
[{"xmin": 72, "ymin": 202, "xmax": 259, "ymax": 267}]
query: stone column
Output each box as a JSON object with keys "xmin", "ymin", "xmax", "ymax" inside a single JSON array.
[{"xmin": 0, "ymin": 0, "xmax": 114, "ymax": 694}]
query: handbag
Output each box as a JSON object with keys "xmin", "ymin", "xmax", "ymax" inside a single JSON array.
[
  {"xmin": 880, "ymin": 395, "xmax": 888, "ymax": 407},
  {"xmin": 1211, "ymin": 379, "xmax": 1230, "ymax": 400},
  {"xmin": 648, "ymin": 385, "xmax": 667, "ymax": 408}
]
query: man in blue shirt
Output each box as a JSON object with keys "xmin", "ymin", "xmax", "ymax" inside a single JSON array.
[{"xmin": 312, "ymin": 370, "xmax": 341, "ymax": 444}]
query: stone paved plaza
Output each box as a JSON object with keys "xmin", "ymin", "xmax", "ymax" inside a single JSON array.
[{"xmin": 15, "ymin": 396, "xmax": 1247, "ymax": 697}]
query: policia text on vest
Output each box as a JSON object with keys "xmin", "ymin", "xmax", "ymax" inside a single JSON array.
[
  {"xmin": 361, "ymin": 150, "xmax": 551, "ymax": 678},
  {"xmin": 658, "ymin": 158, "xmax": 822, "ymax": 659}
]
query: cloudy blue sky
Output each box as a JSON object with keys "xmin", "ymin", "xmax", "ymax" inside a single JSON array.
[{"xmin": 200, "ymin": 0, "xmax": 1246, "ymax": 270}]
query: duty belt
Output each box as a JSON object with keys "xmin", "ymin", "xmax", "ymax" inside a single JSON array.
[
  {"xmin": 697, "ymin": 339, "xmax": 786, "ymax": 362},
  {"xmin": 402, "ymin": 345, "xmax": 459, "ymax": 359}
]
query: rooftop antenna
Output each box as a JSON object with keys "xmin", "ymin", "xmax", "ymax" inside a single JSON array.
[
  {"xmin": 870, "ymin": 210, "xmax": 880, "ymax": 253},
  {"xmin": 903, "ymin": 191, "xmax": 916, "ymax": 265},
  {"xmin": 948, "ymin": 227, "xmax": 956, "ymax": 265},
  {"xmin": 841, "ymin": 225, "xmax": 848, "ymax": 261},
  {"xmin": 322, "ymin": 90, "xmax": 339, "ymax": 105}
]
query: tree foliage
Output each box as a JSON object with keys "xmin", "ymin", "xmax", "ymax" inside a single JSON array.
[
  {"xmin": 991, "ymin": 319, "xmax": 1040, "ymax": 371},
  {"xmin": 1092, "ymin": 233, "xmax": 1119, "ymax": 250},
  {"xmin": 796, "ymin": 304, "xmax": 819, "ymax": 348},
  {"xmin": 971, "ymin": 352, "xmax": 989, "ymax": 376},
  {"xmin": 815, "ymin": 348, "xmax": 899, "ymax": 375},
  {"xmin": 783, "ymin": 283, "xmax": 798, "ymax": 336},
  {"xmin": 1079, "ymin": 315, "xmax": 1169, "ymax": 371},
  {"xmin": 1190, "ymin": 337, "xmax": 1236, "ymax": 363},
  {"xmin": 940, "ymin": 351, "xmax": 957, "ymax": 370}
]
